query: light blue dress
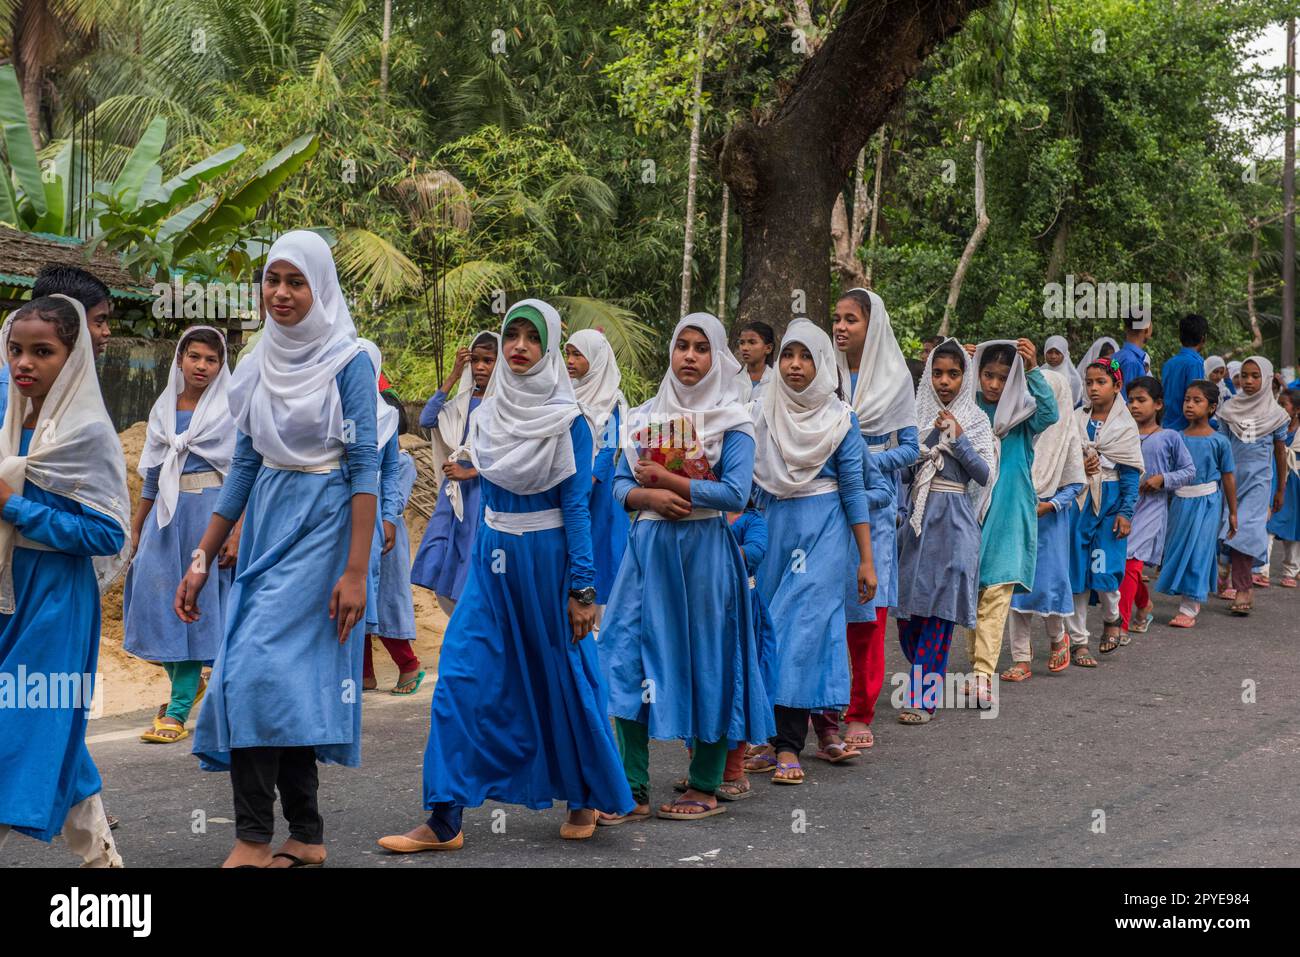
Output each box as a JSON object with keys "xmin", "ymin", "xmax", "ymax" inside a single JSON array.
[
  {"xmin": 1127, "ymin": 429, "xmax": 1195, "ymax": 565},
  {"xmin": 0, "ymin": 364, "xmax": 9, "ymax": 423},
  {"xmin": 729, "ymin": 508, "xmax": 776, "ymax": 695},
  {"xmin": 598, "ymin": 430, "xmax": 774, "ymax": 744},
  {"xmin": 1219, "ymin": 421, "xmax": 1287, "ymax": 565},
  {"xmin": 1069, "ymin": 419, "xmax": 1141, "ymax": 594},
  {"xmin": 421, "ymin": 418, "xmax": 634, "ymax": 814},
  {"xmin": 1266, "ymin": 430, "xmax": 1300, "ymax": 542},
  {"xmin": 191, "ymin": 353, "xmax": 378, "ymax": 770},
  {"xmin": 1010, "ymin": 483, "xmax": 1083, "ymax": 615},
  {"xmin": 375, "ymin": 450, "xmax": 418, "ymax": 639},
  {"xmin": 366, "ymin": 434, "xmax": 403, "ymax": 633},
  {"xmin": 1156, "ymin": 432, "xmax": 1234, "ymax": 602},
  {"xmin": 122, "ymin": 408, "xmax": 233, "ymax": 662},
  {"xmin": 410, "ymin": 391, "xmax": 482, "ymax": 601},
  {"xmin": 0, "ymin": 427, "xmax": 125, "ymax": 841},
  {"xmin": 590, "ymin": 406, "xmax": 630, "ymax": 604}
]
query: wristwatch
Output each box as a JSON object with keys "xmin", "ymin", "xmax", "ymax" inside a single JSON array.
[{"xmin": 569, "ymin": 587, "xmax": 597, "ymax": 605}]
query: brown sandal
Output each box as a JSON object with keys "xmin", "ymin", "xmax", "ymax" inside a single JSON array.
[
  {"xmin": 1047, "ymin": 637, "xmax": 1071, "ymax": 672},
  {"xmin": 1072, "ymin": 645, "xmax": 1098, "ymax": 668},
  {"xmin": 999, "ymin": 662, "xmax": 1032, "ymax": 682}
]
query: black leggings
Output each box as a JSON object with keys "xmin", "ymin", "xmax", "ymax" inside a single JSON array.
[
  {"xmin": 769, "ymin": 705, "xmax": 811, "ymax": 757},
  {"xmin": 230, "ymin": 746, "xmax": 323, "ymax": 845}
]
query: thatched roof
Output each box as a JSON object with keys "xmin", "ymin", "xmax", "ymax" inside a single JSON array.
[{"xmin": 0, "ymin": 226, "xmax": 153, "ymax": 301}]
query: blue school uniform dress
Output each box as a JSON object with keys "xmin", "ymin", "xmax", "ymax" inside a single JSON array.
[
  {"xmin": 590, "ymin": 406, "xmax": 630, "ymax": 604},
  {"xmin": 366, "ymin": 433, "xmax": 404, "ymax": 634},
  {"xmin": 192, "ymin": 353, "xmax": 378, "ymax": 770},
  {"xmin": 1156, "ymin": 432, "xmax": 1234, "ymax": 602},
  {"xmin": 1127, "ymin": 429, "xmax": 1195, "ymax": 565},
  {"xmin": 754, "ymin": 419, "xmax": 873, "ymax": 712},
  {"xmin": 0, "ymin": 428, "xmax": 125, "ymax": 840},
  {"xmin": 1070, "ymin": 420, "xmax": 1141, "ymax": 594},
  {"xmin": 1160, "ymin": 348, "xmax": 1205, "ymax": 431},
  {"xmin": 410, "ymin": 391, "xmax": 482, "ymax": 602},
  {"xmin": 729, "ymin": 508, "xmax": 776, "ymax": 694},
  {"xmin": 895, "ymin": 428, "xmax": 990, "ymax": 628},
  {"xmin": 1010, "ymin": 483, "xmax": 1084, "ymax": 615},
  {"xmin": 1219, "ymin": 420, "xmax": 1287, "ymax": 565},
  {"xmin": 421, "ymin": 418, "xmax": 633, "ymax": 813},
  {"xmin": 598, "ymin": 430, "xmax": 774, "ymax": 744},
  {"xmin": 122, "ymin": 408, "xmax": 232, "ymax": 662},
  {"xmin": 375, "ymin": 450, "xmax": 418, "ymax": 639},
  {"xmin": 1266, "ymin": 430, "xmax": 1300, "ymax": 543}
]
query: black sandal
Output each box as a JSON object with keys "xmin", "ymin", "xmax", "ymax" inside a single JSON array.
[{"xmin": 1098, "ymin": 620, "xmax": 1123, "ymax": 654}]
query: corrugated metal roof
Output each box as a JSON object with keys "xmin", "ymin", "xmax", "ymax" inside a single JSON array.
[{"xmin": 0, "ymin": 226, "xmax": 155, "ymax": 301}]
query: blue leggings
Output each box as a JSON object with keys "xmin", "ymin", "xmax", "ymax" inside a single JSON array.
[{"xmin": 897, "ymin": 616, "xmax": 955, "ymax": 713}]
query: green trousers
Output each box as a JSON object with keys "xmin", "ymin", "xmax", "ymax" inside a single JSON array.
[
  {"xmin": 163, "ymin": 660, "xmax": 204, "ymax": 723},
  {"xmin": 614, "ymin": 717, "xmax": 728, "ymax": 805}
]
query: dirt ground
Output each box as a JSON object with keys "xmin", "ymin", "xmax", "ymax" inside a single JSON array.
[{"xmin": 98, "ymin": 425, "xmax": 448, "ymax": 718}]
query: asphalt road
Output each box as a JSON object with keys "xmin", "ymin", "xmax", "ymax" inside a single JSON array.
[{"xmin": 5, "ymin": 571, "xmax": 1298, "ymax": 868}]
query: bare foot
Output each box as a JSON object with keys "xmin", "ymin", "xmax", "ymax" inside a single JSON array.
[
  {"xmin": 566, "ymin": 808, "xmax": 595, "ymax": 827},
  {"xmin": 597, "ymin": 803, "xmax": 650, "ymax": 824},
  {"xmin": 221, "ymin": 838, "xmax": 273, "ymax": 868},
  {"xmin": 659, "ymin": 788, "xmax": 717, "ymax": 814},
  {"xmin": 266, "ymin": 837, "xmax": 326, "ymax": 867}
]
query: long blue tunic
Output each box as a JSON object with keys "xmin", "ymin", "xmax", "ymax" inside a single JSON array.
[
  {"xmin": 1127, "ymin": 429, "xmax": 1195, "ymax": 565},
  {"xmin": 1219, "ymin": 421, "xmax": 1287, "ymax": 565},
  {"xmin": 598, "ymin": 430, "xmax": 774, "ymax": 744},
  {"xmin": 374, "ymin": 450, "xmax": 418, "ymax": 639},
  {"xmin": 192, "ymin": 353, "xmax": 378, "ymax": 769},
  {"xmin": 123, "ymin": 408, "xmax": 233, "ymax": 662},
  {"xmin": 590, "ymin": 406, "xmax": 630, "ymax": 604},
  {"xmin": 0, "ymin": 427, "xmax": 125, "ymax": 841},
  {"xmin": 410, "ymin": 391, "xmax": 483, "ymax": 601},
  {"xmin": 421, "ymin": 418, "xmax": 634, "ymax": 814},
  {"xmin": 729, "ymin": 508, "xmax": 776, "ymax": 695},
  {"xmin": 366, "ymin": 433, "xmax": 403, "ymax": 633},
  {"xmin": 1156, "ymin": 432, "xmax": 1234, "ymax": 602},
  {"xmin": 1010, "ymin": 483, "xmax": 1083, "ymax": 615},
  {"xmin": 1266, "ymin": 430, "xmax": 1300, "ymax": 541},
  {"xmin": 976, "ymin": 367, "xmax": 1059, "ymax": 590},
  {"xmin": 1160, "ymin": 348, "xmax": 1205, "ymax": 431},
  {"xmin": 754, "ymin": 421, "xmax": 872, "ymax": 711},
  {"xmin": 1070, "ymin": 419, "xmax": 1141, "ymax": 593},
  {"xmin": 896, "ymin": 429, "xmax": 990, "ymax": 627}
]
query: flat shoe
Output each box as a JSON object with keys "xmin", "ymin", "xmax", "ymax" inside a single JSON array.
[
  {"xmin": 559, "ymin": 821, "xmax": 597, "ymax": 840},
  {"xmin": 376, "ymin": 831, "xmax": 464, "ymax": 853}
]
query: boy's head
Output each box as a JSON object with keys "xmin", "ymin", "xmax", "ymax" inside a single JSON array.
[
  {"xmin": 977, "ymin": 342, "xmax": 1017, "ymax": 405},
  {"xmin": 32, "ymin": 264, "xmax": 112, "ymax": 358},
  {"xmin": 1178, "ymin": 313, "xmax": 1208, "ymax": 349},
  {"xmin": 1127, "ymin": 375, "xmax": 1163, "ymax": 426},
  {"xmin": 1123, "ymin": 307, "xmax": 1153, "ymax": 344}
]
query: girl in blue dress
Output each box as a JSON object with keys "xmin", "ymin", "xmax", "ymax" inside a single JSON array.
[
  {"xmin": 1157, "ymin": 381, "xmax": 1237, "ymax": 627},
  {"xmin": 1266, "ymin": 389, "xmax": 1300, "ymax": 587},
  {"xmin": 598, "ymin": 312, "xmax": 772, "ymax": 823},
  {"xmin": 0, "ymin": 294, "xmax": 130, "ymax": 866},
  {"xmin": 378, "ymin": 300, "xmax": 633, "ymax": 851},
  {"xmin": 409, "ymin": 331, "xmax": 499, "ymax": 614},
  {"xmin": 746, "ymin": 319, "xmax": 877, "ymax": 785},
  {"xmin": 565, "ymin": 329, "xmax": 629, "ymax": 615},
  {"xmin": 125, "ymin": 326, "xmax": 235, "ymax": 745},
  {"xmin": 176, "ymin": 231, "xmax": 378, "ymax": 868}
]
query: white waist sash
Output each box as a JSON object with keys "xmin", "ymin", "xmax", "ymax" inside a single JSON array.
[
  {"xmin": 928, "ymin": 476, "xmax": 967, "ymax": 494},
  {"xmin": 637, "ymin": 508, "xmax": 722, "ymax": 522},
  {"xmin": 264, "ymin": 457, "xmax": 341, "ymax": 474},
  {"xmin": 483, "ymin": 507, "xmax": 564, "ymax": 535},
  {"xmin": 179, "ymin": 471, "xmax": 224, "ymax": 492},
  {"xmin": 784, "ymin": 478, "xmax": 840, "ymax": 499},
  {"xmin": 1175, "ymin": 482, "xmax": 1217, "ymax": 499}
]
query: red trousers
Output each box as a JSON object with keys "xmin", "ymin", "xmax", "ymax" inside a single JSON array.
[
  {"xmin": 808, "ymin": 607, "xmax": 888, "ymax": 740},
  {"xmin": 1118, "ymin": 558, "xmax": 1150, "ymax": 629},
  {"xmin": 363, "ymin": 635, "xmax": 421, "ymax": 679}
]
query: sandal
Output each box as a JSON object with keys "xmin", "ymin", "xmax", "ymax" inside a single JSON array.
[
  {"xmin": 1218, "ymin": 586, "xmax": 1237, "ymax": 601},
  {"xmin": 1252, "ymin": 573, "xmax": 1271, "ymax": 588},
  {"xmin": 596, "ymin": 808, "xmax": 652, "ymax": 827},
  {"xmin": 656, "ymin": 798, "xmax": 726, "ymax": 821},
  {"xmin": 897, "ymin": 708, "xmax": 931, "ymax": 725},
  {"xmin": 842, "ymin": 729, "xmax": 874, "ymax": 749},
  {"xmin": 1098, "ymin": 620, "xmax": 1123, "ymax": 654},
  {"xmin": 772, "ymin": 762, "xmax": 804, "ymax": 785},
  {"xmin": 999, "ymin": 662, "xmax": 1032, "ymax": 682},
  {"xmin": 140, "ymin": 719, "xmax": 189, "ymax": 744},
  {"xmin": 1230, "ymin": 599, "xmax": 1252, "ymax": 616},
  {"xmin": 812, "ymin": 740, "xmax": 860, "ymax": 764},
  {"xmin": 1047, "ymin": 637, "xmax": 1071, "ymax": 673},
  {"xmin": 715, "ymin": 778, "xmax": 755, "ymax": 802},
  {"xmin": 390, "ymin": 669, "xmax": 426, "ymax": 696},
  {"xmin": 1071, "ymin": 646, "xmax": 1098, "ymax": 668},
  {"xmin": 1128, "ymin": 606, "xmax": 1155, "ymax": 634},
  {"xmin": 271, "ymin": 852, "xmax": 324, "ymax": 868},
  {"xmin": 1279, "ymin": 577, "xmax": 1297, "ymax": 588},
  {"xmin": 1167, "ymin": 612, "xmax": 1196, "ymax": 628},
  {"xmin": 743, "ymin": 750, "xmax": 778, "ymax": 773}
]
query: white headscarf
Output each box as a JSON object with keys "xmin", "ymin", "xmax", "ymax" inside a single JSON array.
[
  {"xmin": 0, "ymin": 294, "xmax": 131, "ymax": 613},
  {"xmin": 972, "ymin": 340, "xmax": 1037, "ymax": 438},
  {"xmin": 567, "ymin": 328, "xmax": 627, "ymax": 464},
  {"xmin": 751, "ymin": 319, "xmax": 853, "ymax": 498},
  {"xmin": 227, "ymin": 230, "xmax": 362, "ymax": 468},
  {"xmin": 1044, "ymin": 334, "xmax": 1082, "ymax": 407},
  {"xmin": 1228, "ymin": 360, "xmax": 1242, "ymax": 380},
  {"xmin": 835, "ymin": 288, "xmax": 917, "ymax": 436},
  {"xmin": 469, "ymin": 299, "xmax": 580, "ymax": 496},
  {"xmin": 1075, "ymin": 386, "xmax": 1145, "ymax": 514},
  {"xmin": 910, "ymin": 338, "xmax": 995, "ymax": 536},
  {"xmin": 138, "ymin": 326, "xmax": 235, "ymax": 529},
  {"xmin": 1076, "ymin": 336, "xmax": 1118, "ymax": 384},
  {"xmin": 1030, "ymin": 368, "xmax": 1086, "ymax": 499},
  {"xmin": 1204, "ymin": 355, "xmax": 1226, "ymax": 376},
  {"xmin": 358, "ymin": 339, "xmax": 400, "ymax": 450},
  {"xmin": 430, "ymin": 330, "xmax": 498, "ymax": 520},
  {"xmin": 624, "ymin": 312, "xmax": 754, "ymax": 471},
  {"xmin": 1216, "ymin": 355, "xmax": 1289, "ymax": 443}
]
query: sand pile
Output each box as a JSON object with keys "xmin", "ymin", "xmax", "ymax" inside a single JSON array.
[{"xmin": 96, "ymin": 424, "xmax": 448, "ymax": 719}]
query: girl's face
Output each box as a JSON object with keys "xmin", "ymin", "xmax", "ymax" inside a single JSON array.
[
  {"xmin": 831, "ymin": 299, "xmax": 868, "ymax": 356},
  {"xmin": 672, "ymin": 326, "xmax": 712, "ymax": 386},
  {"xmin": 470, "ymin": 343, "xmax": 497, "ymax": 389},
  {"xmin": 1099, "ymin": 343, "xmax": 1115, "ymax": 359},
  {"xmin": 1085, "ymin": 366, "xmax": 1117, "ymax": 409},
  {"xmin": 778, "ymin": 342, "xmax": 816, "ymax": 393},
  {"xmin": 1183, "ymin": 389, "xmax": 1212, "ymax": 424},
  {"xmin": 1127, "ymin": 387, "xmax": 1160, "ymax": 426},
  {"xmin": 1208, "ymin": 366, "xmax": 1226, "ymax": 383},
  {"xmin": 179, "ymin": 340, "xmax": 222, "ymax": 392},
  {"xmin": 563, "ymin": 344, "xmax": 590, "ymax": 380},
  {"xmin": 931, "ymin": 355, "xmax": 964, "ymax": 404},
  {"xmin": 503, "ymin": 319, "xmax": 543, "ymax": 373},
  {"xmin": 1045, "ymin": 348, "xmax": 1064, "ymax": 367},
  {"xmin": 1239, "ymin": 360, "xmax": 1262, "ymax": 396},
  {"xmin": 262, "ymin": 260, "xmax": 313, "ymax": 327},
  {"xmin": 979, "ymin": 360, "xmax": 1010, "ymax": 405},
  {"xmin": 7, "ymin": 317, "xmax": 71, "ymax": 401},
  {"xmin": 737, "ymin": 329, "xmax": 772, "ymax": 368}
]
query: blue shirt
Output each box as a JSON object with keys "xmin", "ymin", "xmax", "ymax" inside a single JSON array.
[
  {"xmin": 1160, "ymin": 347, "xmax": 1205, "ymax": 431},
  {"xmin": 1114, "ymin": 342, "xmax": 1149, "ymax": 399},
  {"xmin": 0, "ymin": 364, "xmax": 9, "ymax": 424}
]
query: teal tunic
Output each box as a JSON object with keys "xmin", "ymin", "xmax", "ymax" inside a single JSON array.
[{"xmin": 975, "ymin": 367, "xmax": 1058, "ymax": 590}]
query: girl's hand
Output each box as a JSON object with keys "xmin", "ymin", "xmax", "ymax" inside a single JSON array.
[
  {"xmin": 1139, "ymin": 473, "xmax": 1164, "ymax": 494},
  {"xmin": 963, "ymin": 343, "xmax": 977, "ymax": 357},
  {"xmin": 857, "ymin": 561, "xmax": 877, "ymax": 604},
  {"xmin": 329, "ymin": 569, "xmax": 367, "ymax": 643},
  {"xmin": 568, "ymin": 597, "xmax": 597, "ymax": 643},
  {"xmin": 1227, "ymin": 512, "xmax": 1238, "ymax": 538},
  {"xmin": 1083, "ymin": 451, "xmax": 1101, "ymax": 476},
  {"xmin": 1273, "ymin": 490, "xmax": 1286, "ymax": 515},
  {"xmin": 634, "ymin": 460, "xmax": 672, "ymax": 488},
  {"xmin": 1036, "ymin": 501, "xmax": 1053, "ymax": 518},
  {"xmin": 647, "ymin": 488, "xmax": 692, "ymax": 520},
  {"xmin": 218, "ymin": 527, "xmax": 241, "ymax": 568},
  {"xmin": 1017, "ymin": 338, "xmax": 1038, "ymax": 370},
  {"xmin": 129, "ymin": 527, "xmax": 141, "ymax": 561},
  {"xmin": 174, "ymin": 566, "xmax": 210, "ymax": 623},
  {"xmin": 382, "ymin": 521, "xmax": 396, "ymax": 554},
  {"xmin": 935, "ymin": 410, "xmax": 963, "ymax": 439},
  {"xmin": 451, "ymin": 347, "xmax": 471, "ymax": 381},
  {"xmin": 1113, "ymin": 515, "xmax": 1131, "ymax": 538},
  {"xmin": 442, "ymin": 462, "xmax": 474, "ymax": 482}
]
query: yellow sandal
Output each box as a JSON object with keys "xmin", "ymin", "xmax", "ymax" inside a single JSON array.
[{"xmin": 140, "ymin": 719, "xmax": 189, "ymax": 744}]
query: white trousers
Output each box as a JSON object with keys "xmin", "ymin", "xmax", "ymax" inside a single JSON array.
[
  {"xmin": 1277, "ymin": 538, "xmax": 1300, "ymax": 579},
  {"xmin": 1007, "ymin": 610, "xmax": 1069, "ymax": 662},
  {"xmin": 1065, "ymin": 591, "xmax": 1119, "ymax": 646},
  {"xmin": 1179, "ymin": 599, "xmax": 1202, "ymax": 618},
  {"xmin": 0, "ymin": 793, "xmax": 122, "ymax": 867}
]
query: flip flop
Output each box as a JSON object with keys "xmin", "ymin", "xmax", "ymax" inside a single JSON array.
[
  {"xmin": 271, "ymin": 852, "xmax": 325, "ymax": 868},
  {"xmin": 812, "ymin": 741, "xmax": 860, "ymax": 764},
  {"xmin": 1047, "ymin": 638, "xmax": 1071, "ymax": 673},
  {"xmin": 596, "ymin": 809, "xmax": 652, "ymax": 827},
  {"xmin": 898, "ymin": 708, "xmax": 931, "ymax": 725},
  {"xmin": 390, "ymin": 670, "xmax": 426, "ymax": 696},
  {"xmin": 140, "ymin": 721, "xmax": 189, "ymax": 744},
  {"xmin": 715, "ymin": 779, "xmax": 755, "ymax": 802},
  {"xmin": 842, "ymin": 730, "xmax": 874, "ymax": 749},
  {"xmin": 744, "ymin": 751, "xmax": 779, "ymax": 773},
  {"xmin": 772, "ymin": 762, "xmax": 804, "ymax": 785},
  {"xmin": 656, "ymin": 799, "xmax": 726, "ymax": 821},
  {"xmin": 1128, "ymin": 609, "xmax": 1155, "ymax": 634},
  {"xmin": 1167, "ymin": 613, "xmax": 1196, "ymax": 628},
  {"xmin": 999, "ymin": 663, "xmax": 1032, "ymax": 682}
]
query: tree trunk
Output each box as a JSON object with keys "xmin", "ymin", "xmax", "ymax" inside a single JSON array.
[
  {"xmin": 380, "ymin": 0, "xmax": 393, "ymax": 96},
  {"xmin": 721, "ymin": 0, "xmax": 991, "ymax": 337},
  {"xmin": 717, "ymin": 183, "xmax": 730, "ymax": 321},
  {"xmin": 865, "ymin": 126, "xmax": 886, "ymax": 286},
  {"xmin": 679, "ymin": 16, "xmax": 706, "ymax": 319},
  {"xmin": 939, "ymin": 139, "xmax": 989, "ymax": 337},
  {"xmin": 1282, "ymin": 16, "xmax": 1295, "ymax": 371},
  {"xmin": 831, "ymin": 146, "xmax": 869, "ymax": 289}
]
